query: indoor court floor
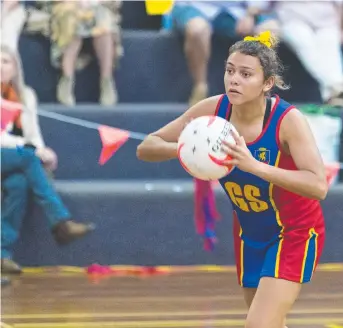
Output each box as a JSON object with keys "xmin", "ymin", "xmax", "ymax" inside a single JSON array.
[{"xmin": 1, "ymin": 266, "xmax": 343, "ymax": 328}]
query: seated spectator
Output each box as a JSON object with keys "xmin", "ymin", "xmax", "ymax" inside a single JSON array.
[
  {"xmin": 274, "ymin": 1, "xmax": 343, "ymax": 106},
  {"xmin": 170, "ymin": 0, "xmax": 279, "ymax": 106},
  {"xmin": 37, "ymin": 0, "xmax": 123, "ymax": 107},
  {"xmin": 0, "ymin": 0, "xmax": 26, "ymax": 52},
  {"xmin": 1, "ymin": 45, "xmax": 94, "ymax": 275}
]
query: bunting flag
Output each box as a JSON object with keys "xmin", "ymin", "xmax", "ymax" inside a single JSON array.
[
  {"xmin": 325, "ymin": 162, "xmax": 340, "ymax": 186},
  {"xmin": 194, "ymin": 178, "xmax": 221, "ymax": 251},
  {"xmin": 145, "ymin": 0, "xmax": 174, "ymax": 15},
  {"xmin": 1, "ymin": 98, "xmax": 22, "ymax": 131},
  {"xmin": 98, "ymin": 125, "xmax": 130, "ymax": 165},
  {"xmin": 86, "ymin": 263, "xmax": 168, "ymax": 279}
]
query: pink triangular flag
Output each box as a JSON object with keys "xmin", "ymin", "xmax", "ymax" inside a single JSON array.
[
  {"xmin": 98, "ymin": 125, "xmax": 130, "ymax": 165},
  {"xmin": 1, "ymin": 98, "xmax": 22, "ymax": 131}
]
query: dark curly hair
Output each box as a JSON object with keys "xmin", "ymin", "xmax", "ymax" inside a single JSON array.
[{"xmin": 228, "ymin": 32, "xmax": 289, "ymax": 91}]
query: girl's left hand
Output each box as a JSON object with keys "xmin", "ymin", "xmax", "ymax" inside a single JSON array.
[{"xmin": 220, "ymin": 129, "xmax": 259, "ymax": 173}]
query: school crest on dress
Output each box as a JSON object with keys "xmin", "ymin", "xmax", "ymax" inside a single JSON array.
[{"xmin": 254, "ymin": 147, "xmax": 270, "ymax": 165}]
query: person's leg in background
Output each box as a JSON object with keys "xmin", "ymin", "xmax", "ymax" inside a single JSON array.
[
  {"xmin": 57, "ymin": 37, "xmax": 83, "ymax": 107},
  {"xmin": 1, "ymin": 173, "xmax": 28, "ymax": 274},
  {"xmin": 93, "ymin": 32, "xmax": 117, "ymax": 106},
  {"xmin": 92, "ymin": 3, "xmax": 122, "ymax": 107},
  {"xmin": 1, "ymin": 147, "xmax": 94, "ymax": 246},
  {"xmin": 171, "ymin": 5, "xmax": 212, "ymax": 106},
  {"xmin": 50, "ymin": 1, "xmax": 83, "ymax": 107}
]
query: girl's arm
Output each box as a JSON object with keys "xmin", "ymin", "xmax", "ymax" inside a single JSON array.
[{"xmin": 136, "ymin": 95, "xmax": 221, "ymax": 162}]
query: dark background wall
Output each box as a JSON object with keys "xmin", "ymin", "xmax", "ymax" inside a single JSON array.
[{"xmin": 12, "ymin": 1, "xmax": 343, "ymax": 267}]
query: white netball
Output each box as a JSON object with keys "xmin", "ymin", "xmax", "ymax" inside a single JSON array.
[{"xmin": 177, "ymin": 115, "xmax": 237, "ymax": 181}]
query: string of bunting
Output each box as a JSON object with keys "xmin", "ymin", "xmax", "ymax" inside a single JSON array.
[
  {"xmin": 37, "ymin": 110, "xmax": 145, "ymax": 165},
  {"xmin": 36, "ymin": 109, "xmax": 343, "ymax": 252}
]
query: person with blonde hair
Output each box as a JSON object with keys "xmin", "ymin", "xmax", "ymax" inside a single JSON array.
[
  {"xmin": 1, "ymin": 45, "xmax": 94, "ymax": 275},
  {"xmin": 0, "ymin": 0, "xmax": 27, "ymax": 52}
]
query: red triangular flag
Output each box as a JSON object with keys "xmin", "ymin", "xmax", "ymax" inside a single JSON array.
[
  {"xmin": 98, "ymin": 125, "xmax": 130, "ymax": 165},
  {"xmin": 325, "ymin": 162, "xmax": 340, "ymax": 187},
  {"xmin": 1, "ymin": 98, "xmax": 22, "ymax": 131}
]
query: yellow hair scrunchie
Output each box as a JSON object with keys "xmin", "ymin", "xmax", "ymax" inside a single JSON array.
[{"xmin": 244, "ymin": 30, "xmax": 272, "ymax": 48}]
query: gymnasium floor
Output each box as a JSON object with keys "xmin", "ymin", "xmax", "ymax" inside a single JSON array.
[{"xmin": 1, "ymin": 266, "xmax": 343, "ymax": 328}]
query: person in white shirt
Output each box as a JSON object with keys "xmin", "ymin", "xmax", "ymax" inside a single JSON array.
[
  {"xmin": 275, "ymin": 1, "xmax": 343, "ymax": 106},
  {"xmin": 1, "ymin": 45, "xmax": 94, "ymax": 275}
]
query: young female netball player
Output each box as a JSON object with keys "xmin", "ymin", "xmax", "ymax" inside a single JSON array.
[{"xmin": 136, "ymin": 31, "xmax": 327, "ymax": 328}]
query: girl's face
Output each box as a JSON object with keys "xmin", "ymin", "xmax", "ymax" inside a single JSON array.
[
  {"xmin": 224, "ymin": 52, "xmax": 273, "ymax": 105},
  {"xmin": 1, "ymin": 51, "xmax": 16, "ymax": 84}
]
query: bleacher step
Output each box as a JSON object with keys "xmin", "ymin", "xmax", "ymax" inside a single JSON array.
[{"xmin": 13, "ymin": 180, "xmax": 343, "ymax": 266}]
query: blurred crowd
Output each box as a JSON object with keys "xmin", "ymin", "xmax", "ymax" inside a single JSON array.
[
  {"xmin": 171, "ymin": 1, "xmax": 343, "ymax": 107},
  {"xmin": 2, "ymin": 1, "xmax": 343, "ymax": 107},
  {"xmin": 1, "ymin": 0, "xmax": 343, "ymax": 285}
]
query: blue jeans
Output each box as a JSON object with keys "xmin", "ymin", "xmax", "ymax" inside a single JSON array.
[{"xmin": 1, "ymin": 147, "xmax": 70, "ymax": 259}]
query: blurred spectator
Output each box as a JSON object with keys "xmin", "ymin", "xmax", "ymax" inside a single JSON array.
[
  {"xmin": 1, "ymin": 45, "xmax": 56, "ymax": 169},
  {"xmin": 0, "ymin": 1, "xmax": 53, "ymax": 52},
  {"xmin": 36, "ymin": 0, "xmax": 123, "ymax": 107},
  {"xmin": 1, "ymin": 45, "xmax": 94, "ymax": 274},
  {"xmin": 274, "ymin": 1, "xmax": 343, "ymax": 106},
  {"xmin": 1, "ymin": 0, "xmax": 123, "ymax": 107},
  {"xmin": 170, "ymin": 1, "xmax": 279, "ymax": 106},
  {"xmin": 0, "ymin": 0, "xmax": 26, "ymax": 51}
]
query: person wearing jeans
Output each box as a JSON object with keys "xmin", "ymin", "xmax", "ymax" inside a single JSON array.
[
  {"xmin": 1, "ymin": 44, "xmax": 94, "ymax": 275},
  {"xmin": 1, "ymin": 147, "xmax": 95, "ymax": 274}
]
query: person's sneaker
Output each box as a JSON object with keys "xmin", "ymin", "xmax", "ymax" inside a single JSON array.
[
  {"xmin": 1, "ymin": 258, "xmax": 22, "ymax": 274},
  {"xmin": 52, "ymin": 220, "xmax": 95, "ymax": 245},
  {"xmin": 57, "ymin": 76, "xmax": 75, "ymax": 106},
  {"xmin": 100, "ymin": 77, "xmax": 118, "ymax": 106}
]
